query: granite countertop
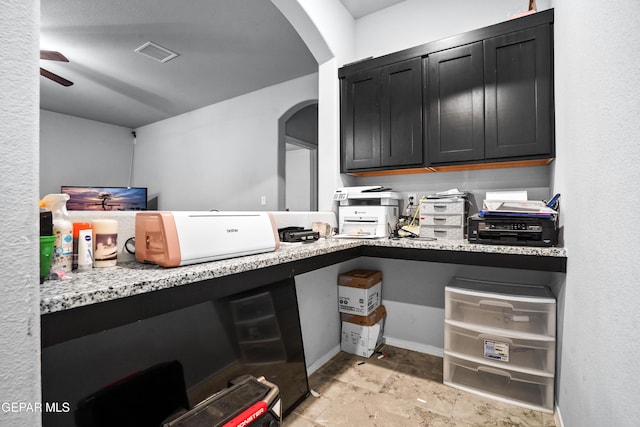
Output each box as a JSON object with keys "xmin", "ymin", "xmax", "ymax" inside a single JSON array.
[{"xmin": 40, "ymin": 238, "xmax": 567, "ymax": 315}]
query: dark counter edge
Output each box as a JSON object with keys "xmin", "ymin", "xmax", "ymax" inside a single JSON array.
[{"xmin": 41, "ymin": 245, "xmax": 566, "ymax": 348}]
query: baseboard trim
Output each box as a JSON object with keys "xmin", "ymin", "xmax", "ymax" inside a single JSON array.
[
  {"xmin": 383, "ymin": 336, "xmax": 444, "ymax": 357},
  {"xmin": 555, "ymin": 404, "xmax": 564, "ymax": 427},
  {"xmin": 307, "ymin": 339, "xmax": 443, "ymax": 377},
  {"xmin": 306, "ymin": 345, "xmax": 341, "ymax": 376}
]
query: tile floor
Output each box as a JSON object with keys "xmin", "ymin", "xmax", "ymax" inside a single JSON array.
[{"xmin": 285, "ymin": 345, "xmax": 556, "ymax": 426}]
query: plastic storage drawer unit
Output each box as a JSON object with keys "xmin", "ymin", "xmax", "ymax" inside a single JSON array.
[
  {"xmin": 420, "ymin": 198, "xmax": 468, "ymax": 240},
  {"xmin": 445, "ymin": 321, "xmax": 556, "ymax": 374},
  {"xmin": 444, "ymin": 353, "xmax": 554, "ymax": 413},
  {"xmin": 443, "ymin": 277, "xmax": 557, "ymax": 414},
  {"xmin": 445, "ymin": 278, "xmax": 556, "ymax": 337}
]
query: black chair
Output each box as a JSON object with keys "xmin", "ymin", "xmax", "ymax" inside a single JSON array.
[{"xmin": 74, "ymin": 360, "xmax": 189, "ymax": 427}]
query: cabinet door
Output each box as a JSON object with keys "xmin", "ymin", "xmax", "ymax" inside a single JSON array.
[
  {"xmin": 484, "ymin": 25, "xmax": 553, "ymax": 159},
  {"xmin": 341, "ymin": 69, "xmax": 381, "ymax": 171},
  {"xmin": 380, "ymin": 58, "xmax": 423, "ymax": 167},
  {"xmin": 427, "ymin": 42, "xmax": 485, "ymax": 164}
]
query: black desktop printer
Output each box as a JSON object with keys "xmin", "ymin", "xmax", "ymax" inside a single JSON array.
[{"xmin": 467, "ymin": 215, "xmax": 558, "ymax": 247}]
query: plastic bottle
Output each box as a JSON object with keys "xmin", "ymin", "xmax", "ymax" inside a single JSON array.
[
  {"xmin": 39, "ymin": 208, "xmax": 55, "ymax": 283},
  {"xmin": 72, "ymin": 222, "xmax": 93, "ymax": 272},
  {"xmin": 41, "ymin": 193, "xmax": 73, "ymax": 273}
]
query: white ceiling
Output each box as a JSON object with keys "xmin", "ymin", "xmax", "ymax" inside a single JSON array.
[
  {"xmin": 40, "ymin": 0, "xmax": 404, "ymax": 129},
  {"xmin": 340, "ymin": 0, "xmax": 405, "ymax": 19}
]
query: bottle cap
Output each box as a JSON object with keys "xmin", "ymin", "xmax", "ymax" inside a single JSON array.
[{"xmin": 72, "ymin": 222, "xmax": 92, "ymax": 238}]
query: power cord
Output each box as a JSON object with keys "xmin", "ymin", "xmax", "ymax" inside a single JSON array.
[{"xmin": 125, "ymin": 237, "xmax": 136, "ymax": 254}]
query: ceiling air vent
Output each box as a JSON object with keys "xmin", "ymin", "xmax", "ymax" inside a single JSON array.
[{"xmin": 134, "ymin": 41, "xmax": 179, "ymax": 63}]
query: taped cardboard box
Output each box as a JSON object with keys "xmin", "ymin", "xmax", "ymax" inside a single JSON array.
[
  {"xmin": 341, "ymin": 305, "xmax": 386, "ymax": 358},
  {"xmin": 338, "ymin": 269, "xmax": 382, "ymax": 316}
]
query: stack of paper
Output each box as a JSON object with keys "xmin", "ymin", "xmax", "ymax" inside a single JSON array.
[
  {"xmin": 427, "ymin": 188, "xmax": 468, "ymax": 199},
  {"xmin": 480, "ymin": 200, "xmax": 557, "ymax": 218}
]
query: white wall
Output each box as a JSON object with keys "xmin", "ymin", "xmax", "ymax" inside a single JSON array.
[
  {"xmin": 551, "ymin": 0, "xmax": 640, "ymax": 425},
  {"xmin": 285, "ymin": 148, "xmax": 312, "ymax": 211},
  {"xmin": 275, "ymin": 0, "xmax": 358, "ymax": 210},
  {"xmin": 132, "ymin": 73, "xmax": 318, "ymax": 211},
  {"xmin": 0, "ymin": 1, "xmax": 42, "ymax": 426},
  {"xmin": 353, "ymin": 0, "xmax": 552, "ymax": 60},
  {"xmin": 357, "ymin": 166, "xmax": 553, "ymax": 219},
  {"xmin": 40, "ymin": 75, "xmax": 319, "ymax": 212},
  {"xmin": 295, "ymin": 259, "xmax": 361, "ymax": 369},
  {"xmin": 39, "ymin": 110, "xmax": 134, "ymax": 197}
]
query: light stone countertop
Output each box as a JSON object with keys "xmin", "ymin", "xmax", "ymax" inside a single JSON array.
[{"xmin": 40, "ymin": 238, "xmax": 566, "ymax": 315}]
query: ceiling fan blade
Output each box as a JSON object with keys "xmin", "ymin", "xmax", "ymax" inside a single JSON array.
[
  {"xmin": 40, "ymin": 50, "xmax": 69, "ymax": 62},
  {"xmin": 40, "ymin": 68, "xmax": 74, "ymax": 87}
]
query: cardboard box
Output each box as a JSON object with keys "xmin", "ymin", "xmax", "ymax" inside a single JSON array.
[
  {"xmin": 338, "ymin": 269, "xmax": 382, "ymax": 316},
  {"xmin": 341, "ymin": 305, "xmax": 386, "ymax": 358}
]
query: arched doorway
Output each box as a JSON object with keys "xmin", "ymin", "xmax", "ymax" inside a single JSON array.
[{"xmin": 278, "ymin": 100, "xmax": 318, "ymax": 211}]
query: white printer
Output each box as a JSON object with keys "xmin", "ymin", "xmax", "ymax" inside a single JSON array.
[{"xmin": 334, "ymin": 186, "xmax": 401, "ymax": 238}]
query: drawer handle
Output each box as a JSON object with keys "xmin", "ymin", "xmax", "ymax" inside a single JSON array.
[
  {"xmin": 507, "ymin": 314, "xmax": 530, "ymax": 322},
  {"xmin": 477, "ymin": 365, "xmax": 512, "ymax": 379},
  {"xmin": 478, "ymin": 299, "xmax": 514, "ymax": 309}
]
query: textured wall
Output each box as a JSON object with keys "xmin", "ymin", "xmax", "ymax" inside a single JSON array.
[
  {"xmin": 551, "ymin": 0, "xmax": 640, "ymax": 425},
  {"xmin": 0, "ymin": 1, "xmax": 42, "ymax": 426}
]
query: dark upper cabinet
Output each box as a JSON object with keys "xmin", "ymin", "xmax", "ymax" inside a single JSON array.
[
  {"xmin": 341, "ymin": 69, "xmax": 381, "ymax": 170},
  {"xmin": 380, "ymin": 58, "xmax": 423, "ymax": 167},
  {"xmin": 484, "ymin": 25, "xmax": 553, "ymax": 159},
  {"xmin": 428, "ymin": 25, "xmax": 553, "ymax": 166},
  {"xmin": 426, "ymin": 42, "xmax": 485, "ymax": 164},
  {"xmin": 341, "ymin": 58, "xmax": 422, "ymax": 172},
  {"xmin": 339, "ymin": 9, "xmax": 554, "ymax": 173}
]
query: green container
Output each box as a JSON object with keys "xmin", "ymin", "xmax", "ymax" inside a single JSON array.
[{"xmin": 40, "ymin": 235, "xmax": 56, "ymax": 283}]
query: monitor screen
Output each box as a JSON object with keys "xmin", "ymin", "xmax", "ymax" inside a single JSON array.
[{"xmin": 61, "ymin": 186, "xmax": 148, "ymax": 211}]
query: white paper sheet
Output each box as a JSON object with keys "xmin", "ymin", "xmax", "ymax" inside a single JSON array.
[{"xmin": 485, "ymin": 190, "xmax": 528, "ymax": 201}]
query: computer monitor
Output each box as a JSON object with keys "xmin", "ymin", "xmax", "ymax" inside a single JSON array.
[{"xmin": 61, "ymin": 186, "xmax": 148, "ymax": 211}]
